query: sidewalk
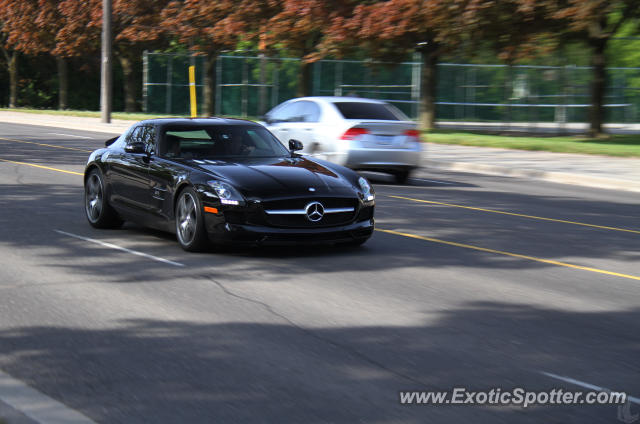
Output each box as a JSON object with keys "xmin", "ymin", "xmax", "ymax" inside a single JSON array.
[
  {"xmin": 1, "ymin": 111, "xmax": 639, "ymax": 193},
  {"xmin": 424, "ymin": 143, "xmax": 640, "ymax": 193},
  {"xmin": 0, "ymin": 111, "xmax": 132, "ymax": 135}
]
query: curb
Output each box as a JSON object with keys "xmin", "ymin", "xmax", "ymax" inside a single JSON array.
[
  {"xmin": 424, "ymin": 160, "xmax": 640, "ymax": 193},
  {"xmin": 0, "ymin": 115, "xmax": 131, "ymax": 135}
]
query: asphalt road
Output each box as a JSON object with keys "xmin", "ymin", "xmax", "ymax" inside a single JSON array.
[{"xmin": 0, "ymin": 122, "xmax": 639, "ymax": 423}]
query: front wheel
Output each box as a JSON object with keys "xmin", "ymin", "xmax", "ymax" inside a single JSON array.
[
  {"xmin": 175, "ymin": 187, "xmax": 209, "ymax": 252},
  {"xmin": 84, "ymin": 168, "xmax": 123, "ymax": 229}
]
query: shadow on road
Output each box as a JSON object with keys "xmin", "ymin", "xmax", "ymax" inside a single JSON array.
[
  {"xmin": 0, "ymin": 180, "xmax": 639, "ymax": 284},
  {"xmin": 0, "ymin": 302, "xmax": 638, "ymax": 423}
]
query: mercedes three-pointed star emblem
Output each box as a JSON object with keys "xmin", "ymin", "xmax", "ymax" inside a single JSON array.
[{"xmin": 305, "ymin": 201, "xmax": 325, "ymax": 222}]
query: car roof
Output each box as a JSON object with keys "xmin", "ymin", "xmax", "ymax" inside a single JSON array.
[
  {"xmin": 290, "ymin": 96, "xmax": 389, "ymax": 105},
  {"xmin": 136, "ymin": 117, "xmax": 262, "ymax": 128}
]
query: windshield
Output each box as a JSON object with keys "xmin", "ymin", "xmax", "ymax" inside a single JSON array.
[{"xmin": 158, "ymin": 125, "xmax": 289, "ymax": 159}]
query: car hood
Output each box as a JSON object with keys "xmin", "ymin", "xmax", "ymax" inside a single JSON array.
[{"xmin": 187, "ymin": 156, "xmax": 357, "ymax": 197}]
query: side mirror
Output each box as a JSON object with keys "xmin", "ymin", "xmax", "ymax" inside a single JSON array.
[
  {"xmin": 289, "ymin": 139, "xmax": 304, "ymax": 152},
  {"xmin": 124, "ymin": 142, "xmax": 146, "ymax": 154}
]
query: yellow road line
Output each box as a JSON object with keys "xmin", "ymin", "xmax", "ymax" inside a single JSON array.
[
  {"xmin": 388, "ymin": 195, "xmax": 640, "ymax": 235},
  {"xmin": 0, "ymin": 136, "xmax": 92, "ymax": 152},
  {"xmin": 376, "ymin": 228, "xmax": 640, "ymax": 281},
  {"xmin": 0, "ymin": 158, "xmax": 83, "ymax": 176}
]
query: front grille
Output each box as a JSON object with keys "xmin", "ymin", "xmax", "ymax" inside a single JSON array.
[
  {"xmin": 262, "ymin": 197, "xmax": 356, "ymax": 210},
  {"xmin": 223, "ymin": 209, "xmax": 265, "ymax": 226},
  {"xmin": 262, "ymin": 197, "xmax": 359, "ymax": 228}
]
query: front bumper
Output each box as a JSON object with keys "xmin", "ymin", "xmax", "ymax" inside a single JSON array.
[
  {"xmin": 204, "ymin": 216, "xmax": 374, "ymax": 245},
  {"xmin": 200, "ymin": 193, "xmax": 375, "ymax": 245}
]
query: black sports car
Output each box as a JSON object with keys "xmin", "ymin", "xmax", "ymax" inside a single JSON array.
[{"xmin": 84, "ymin": 118, "xmax": 375, "ymax": 251}]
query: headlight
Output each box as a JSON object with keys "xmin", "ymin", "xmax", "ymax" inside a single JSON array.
[
  {"xmin": 358, "ymin": 177, "xmax": 375, "ymax": 202},
  {"xmin": 207, "ymin": 180, "xmax": 245, "ymax": 205}
]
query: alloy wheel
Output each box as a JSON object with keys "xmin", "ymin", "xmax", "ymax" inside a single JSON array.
[
  {"xmin": 85, "ymin": 173, "xmax": 103, "ymax": 223},
  {"xmin": 177, "ymin": 192, "xmax": 197, "ymax": 245}
]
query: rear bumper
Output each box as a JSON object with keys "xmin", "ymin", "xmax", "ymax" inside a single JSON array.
[{"xmin": 345, "ymin": 147, "xmax": 421, "ymax": 172}]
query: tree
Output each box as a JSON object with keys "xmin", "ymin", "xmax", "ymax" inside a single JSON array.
[
  {"xmin": 460, "ymin": 0, "xmax": 557, "ymax": 63},
  {"xmin": 162, "ymin": 0, "xmax": 248, "ymax": 116},
  {"xmin": 113, "ymin": 0, "xmax": 169, "ymax": 112},
  {"xmin": 321, "ymin": 0, "xmax": 467, "ymax": 130},
  {"xmin": 0, "ymin": 25, "xmax": 18, "ymax": 108},
  {"xmin": 0, "ymin": 0, "xmax": 38, "ymax": 108},
  {"xmin": 455, "ymin": 0, "xmax": 560, "ymax": 124},
  {"xmin": 0, "ymin": 0, "xmax": 72, "ymax": 109},
  {"xmin": 546, "ymin": 0, "xmax": 640, "ymax": 136},
  {"xmin": 57, "ymin": 0, "xmax": 168, "ymax": 112},
  {"xmin": 264, "ymin": 0, "xmax": 352, "ymax": 97}
]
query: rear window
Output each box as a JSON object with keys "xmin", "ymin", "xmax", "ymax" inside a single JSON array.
[{"xmin": 333, "ymin": 102, "xmax": 403, "ymax": 120}]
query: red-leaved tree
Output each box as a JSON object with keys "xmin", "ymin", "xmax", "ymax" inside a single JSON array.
[
  {"xmin": 321, "ymin": 0, "xmax": 467, "ymax": 130},
  {"xmin": 162, "ymin": 0, "xmax": 251, "ymax": 115},
  {"xmin": 264, "ymin": 0, "xmax": 355, "ymax": 97},
  {"xmin": 57, "ymin": 0, "xmax": 168, "ymax": 112},
  {"xmin": 1, "ymin": 0, "xmax": 73, "ymax": 109},
  {"xmin": 0, "ymin": 0, "xmax": 37, "ymax": 107}
]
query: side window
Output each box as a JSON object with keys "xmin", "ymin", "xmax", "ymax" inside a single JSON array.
[
  {"xmin": 269, "ymin": 103, "xmax": 297, "ymax": 123},
  {"xmin": 298, "ymin": 101, "xmax": 321, "ymax": 122},
  {"xmin": 125, "ymin": 126, "xmax": 143, "ymax": 145},
  {"xmin": 141, "ymin": 126, "xmax": 156, "ymax": 154},
  {"xmin": 126, "ymin": 125, "xmax": 156, "ymax": 154}
]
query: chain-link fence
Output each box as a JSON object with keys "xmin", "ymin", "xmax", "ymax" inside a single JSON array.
[
  {"xmin": 214, "ymin": 54, "xmax": 420, "ymax": 118},
  {"xmin": 437, "ymin": 63, "xmax": 639, "ymax": 124},
  {"xmin": 143, "ymin": 51, "xmax": 640, "ymax": 125},
  {"xmin": 143, "ymin": 52, "xmax": 419, "ymax": 118},
  {"xmin": 143, "ymin": 52, "xmax": 207, "ymax": 115}
]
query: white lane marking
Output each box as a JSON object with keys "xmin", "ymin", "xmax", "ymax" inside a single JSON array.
[
  {"xmin": 412, "ymin": 178, "xmax": 455, "ymax": 185},
  {"xmin": 54, "ymin": 230, "xmax": 185, "ymax": 267},
  {"xmin": 48, "ymin": 133, "xmax": 92, "ymax": 139},
  {"xmin": 541, "ymin": 371, "xmax": 640, "ymax": 404},
  {"xmin": 0, "ymin": 368, "xmax": 96, "ymax": 424}
]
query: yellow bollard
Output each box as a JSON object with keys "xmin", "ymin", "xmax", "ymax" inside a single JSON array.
[{"xmin": 189, "ymin": 65, "xmax": 197, "ymax": 118}]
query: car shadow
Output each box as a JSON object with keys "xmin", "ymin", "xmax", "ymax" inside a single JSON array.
[{"xmin": 360, "ymin": 171, "xmax": 476, "ymax": 188}]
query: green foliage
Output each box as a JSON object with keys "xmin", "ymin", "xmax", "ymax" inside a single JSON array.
[
  {"xmin": 609, "ymin": 21, "xmax": 640, "ymax": 67},
  {"xmin": 426, "ymin": 130, "xmax": 640, "ymax": 157}
]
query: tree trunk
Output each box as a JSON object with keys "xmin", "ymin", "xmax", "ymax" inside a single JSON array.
[
  {"xmin": 8, "ymin": 52, "xmax": 18, "ymax": 108},
  {"xmin": 119, "ymin": 55, "xmax": 137, "ymax": 113},
  {"xmin": 296, "ymin": 61, "xmax": 311, "ymax": 97},
  {"xmin": 419, "ymin": 50, "xmax": 438, "ymax": 130},
  {"xmin": 56, "ymin": 57, "xmax": 68, "ymax": 110},
  {"xmin": 588, "ymin": 38, "xmax": 607, "ymax": 137},
  {"xmin": 204, "ymin": 54, "xmax": 217, "ymax": 116}
]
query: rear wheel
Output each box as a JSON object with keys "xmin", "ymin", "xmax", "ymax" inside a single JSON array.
[
  {"xmin": 84, "ymin": 168, "xmax": 123, "ymax": 228},
  {"xmin": 175, "ymin": 187, "xmax": 209, "ymax": 252}
]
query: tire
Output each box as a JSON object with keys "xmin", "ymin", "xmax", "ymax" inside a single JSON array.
[
  {"xmin": 175, "ymin": 187, "xmax": 209, "ymax": 252},
  {"xmin": 393, "ymin": 170, "xmax": 410, "ymax": 184},
  {"xmin": 84, "ymin": 168, "xmax": 123, "ymax": 229}
]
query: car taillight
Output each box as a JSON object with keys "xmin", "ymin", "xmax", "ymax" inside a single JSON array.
[
  {"xmin": 404, "ymin": 129, "xmax": 421, "ymax": 139},
  {"xmin": 341, "ymin": 127, "xmax": 369, "ymax": 140}
]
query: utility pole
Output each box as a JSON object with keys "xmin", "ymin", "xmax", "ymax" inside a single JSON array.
[{"xmin": 100, "ymin": 0, "xmax": 112, "ymax": 123}]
